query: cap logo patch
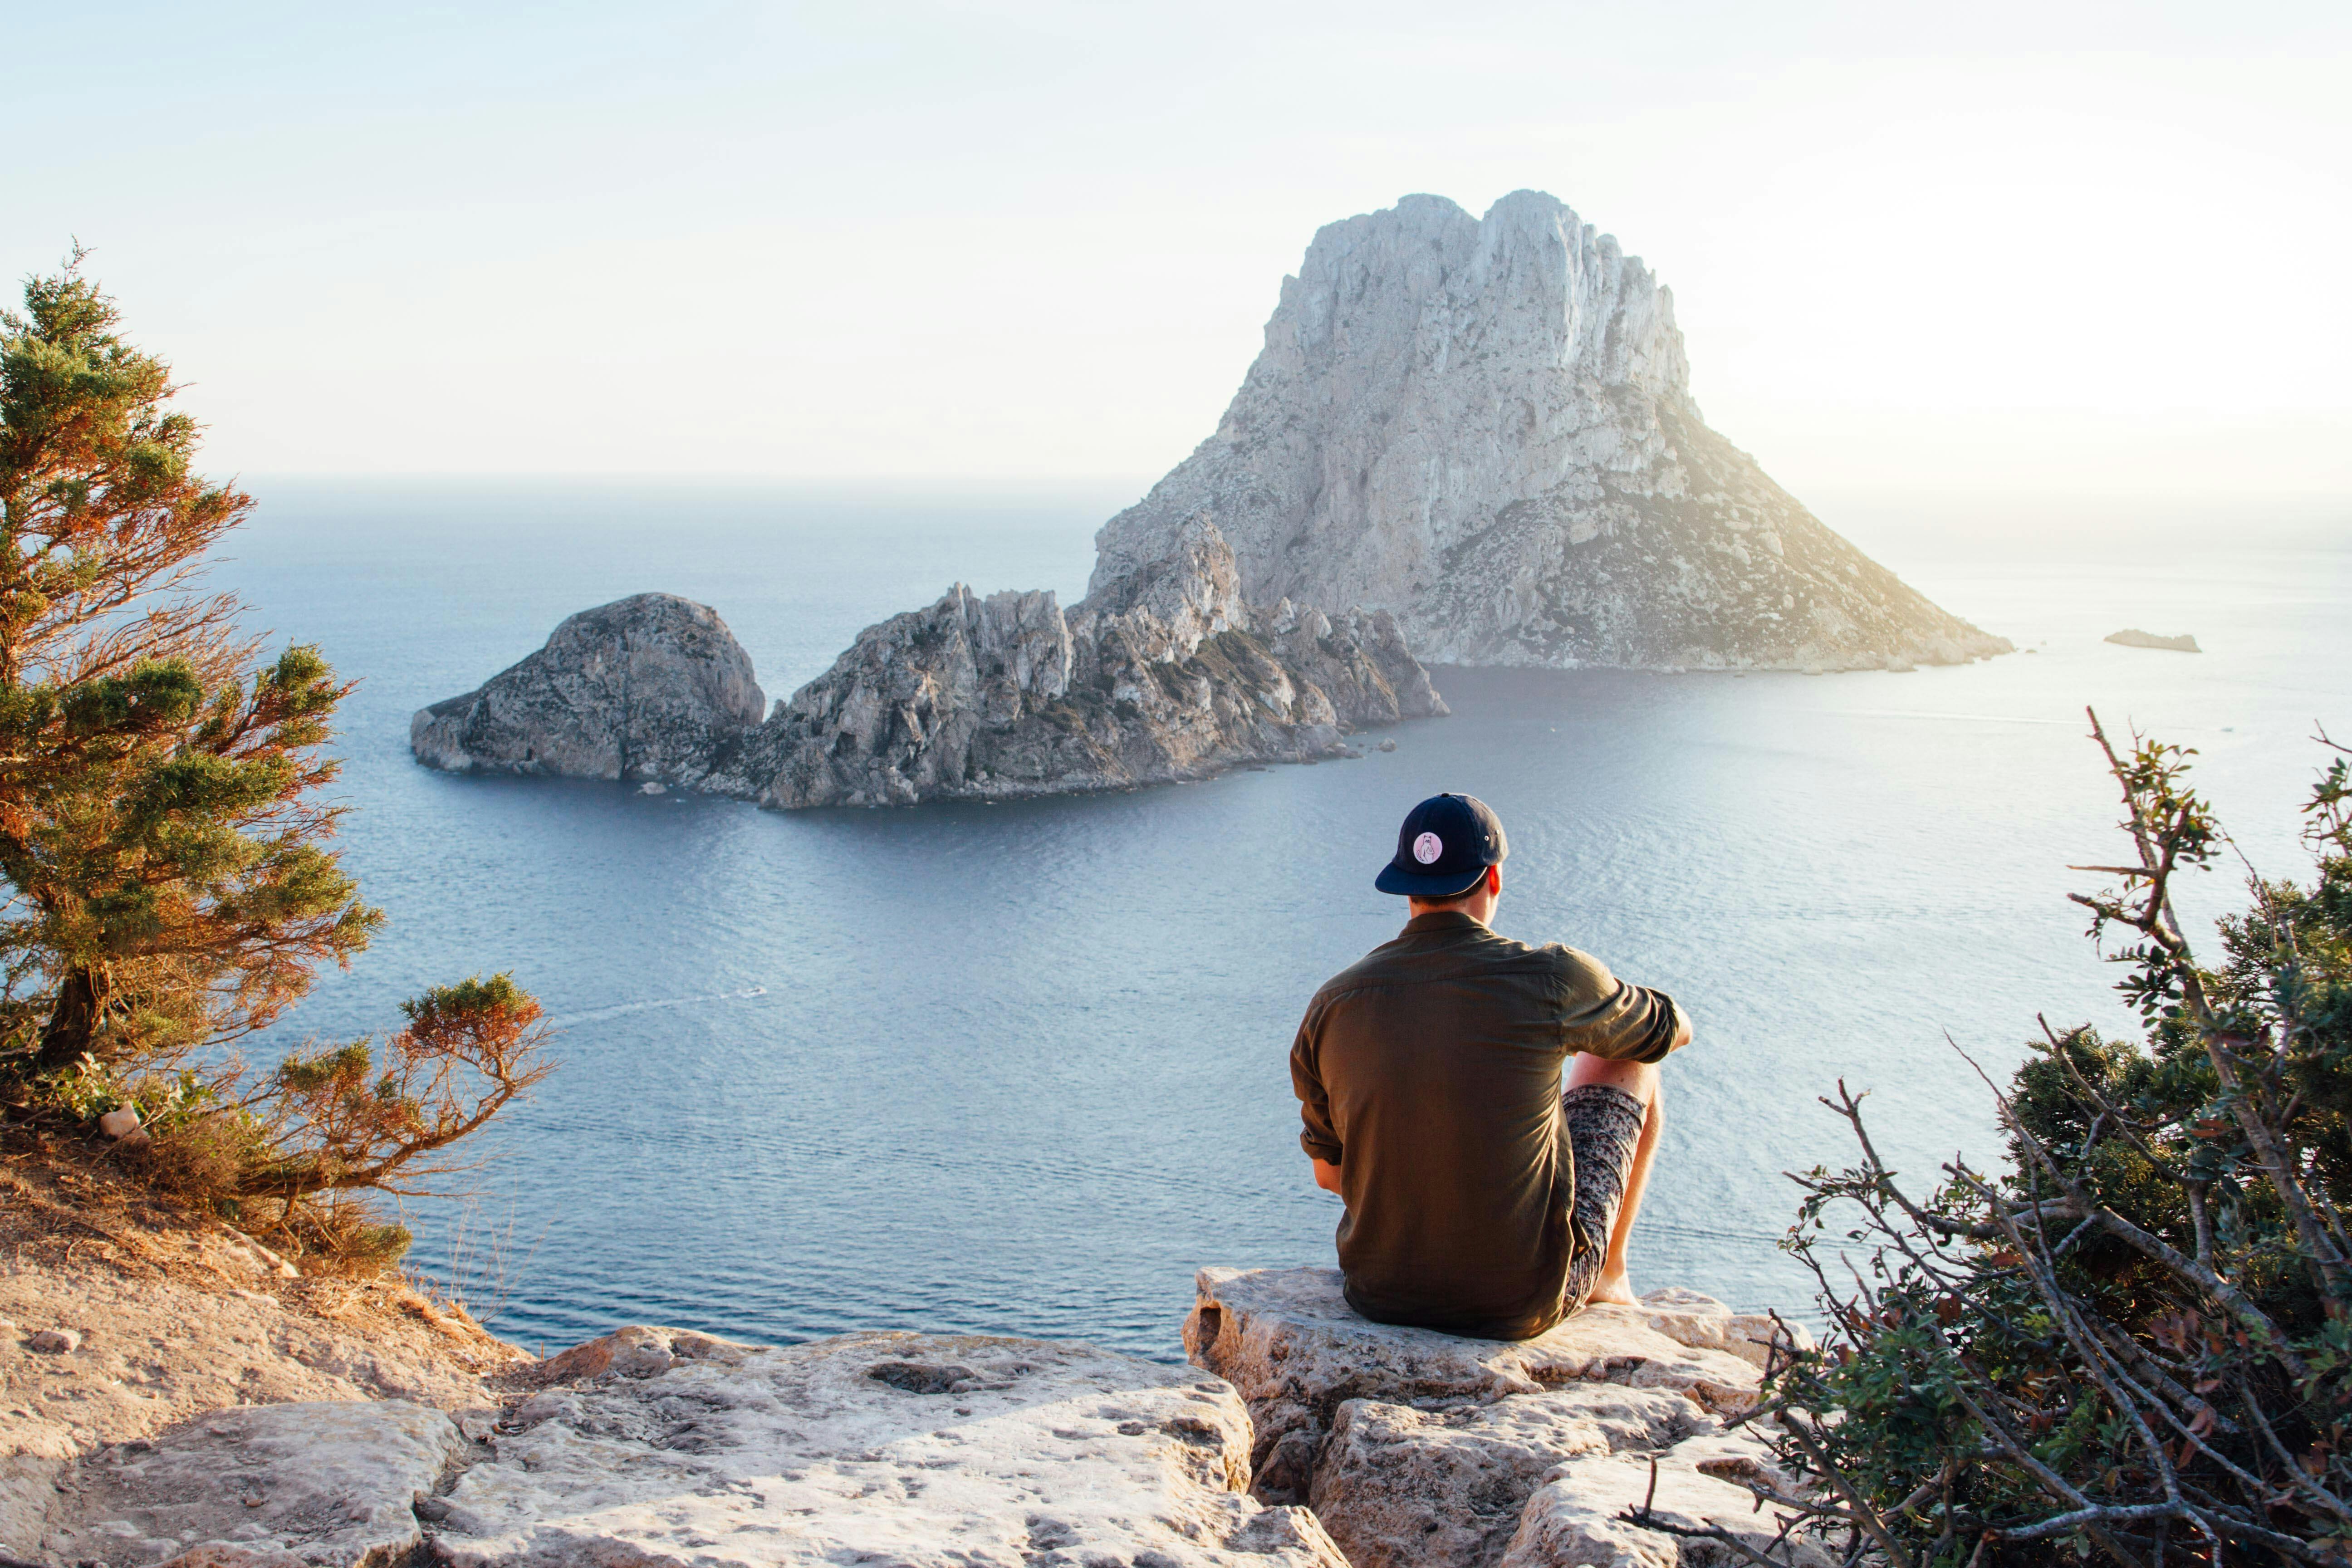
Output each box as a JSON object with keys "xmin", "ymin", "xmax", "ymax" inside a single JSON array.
[{"xmin": 1412, "ymin": 832, "xmax": 1443, "ymax": 864}]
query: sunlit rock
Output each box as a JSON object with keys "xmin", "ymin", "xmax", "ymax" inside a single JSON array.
[
  {"xmin": 410, "ymin": 593, "xmax": 766, "ymax": 788},
  {"xmin": 1187, "ymin": 1268, "xmax": 1824, "ymax": 1568},
  {"xmin": 1093, "ymin": 191, "xmax": 2010, "ymax": 672},
  {"xmin": 1309, "ymin": 1383, "xmax": 1710, "ymax": 1567},
  {"xmin": 743, "ymin": 515, "xmax": 1445, "ymax": 808},
  {"xmin": 1498, "ymin": 1430, "xmax": 1838, "ymax": 1568},
  {"xmin": 432, "ymin": 1324, "xmax": 1347, "ymax": 1567},
  {"xmin": 39, "ymin": 1400, "xmax": 463, "ymax": 1568},
  {"xmin": 1185, "ymin": 1266, "xmax": 1767, "ymax": 1505}
]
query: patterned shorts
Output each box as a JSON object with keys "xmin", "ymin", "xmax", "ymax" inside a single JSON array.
[{"xmin": 1560, "ymin": 1083, "xmax": 1648, "ymax": 1313}]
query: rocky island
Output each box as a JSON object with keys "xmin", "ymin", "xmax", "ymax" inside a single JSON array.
[
  {"xmin": 416, "ymin": 188, "xmax": 2011, "ymax": 806},
  {"xmin": 1096, "ymin": 191, "xmax": 2006, "ymax": 672},
  {"xmin": 746, "ymin": 516, "xmax": 1442, "ymax": 808},
  {"xmin": 413, "ymin": 517, "xmax": 1446, "ymax": 807},
  {"xmin": 410, "ymin": 594, "xmax": 769, "ymax": 790}
]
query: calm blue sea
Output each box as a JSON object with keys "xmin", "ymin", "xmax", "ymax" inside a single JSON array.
[{"xmin": 210, "ymin": 480, "xmax": 2352, "ymax": 1357}]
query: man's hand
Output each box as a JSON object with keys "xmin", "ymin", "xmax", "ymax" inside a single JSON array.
[{"xmin": 1312, "ymin": 1157, "xmax": 1343, "ymax": 1196}]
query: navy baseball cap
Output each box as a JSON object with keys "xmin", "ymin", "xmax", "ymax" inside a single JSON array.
[{"xmin": 1375, "ymin": 793, "xmax": 1509, "ymax": 897}]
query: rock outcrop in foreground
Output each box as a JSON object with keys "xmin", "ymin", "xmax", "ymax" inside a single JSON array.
[
  {"xmin": 1093, "ymin": 191, "xmax": 2009, "ymax": 672},
  {"xmin": 23, "ymin": 1266, "xmax": 1822, "ymax": 1567},
  {"xmin": 33, "ymin": 1323, "xmax": 1346, "ymax": 1567},
  {"xmin": 413, "ymin": 518, "xmax": 1446, "ymax": 806},
  {"xmin": 410, "ymin": 593, "xmax": 766, "ymax": 788},
  {"xmin": 1188, "ymin": 1267, "xmax": 1825, "ymax": 1568},
  {"xmin": 0, "ymin": 1157, "xmax": 525, "ymax": 1565}
]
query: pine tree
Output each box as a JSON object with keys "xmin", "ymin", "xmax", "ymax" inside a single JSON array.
[{"xmin": 0, "ymin": 254, "xmax": 380, "ymax": 1081}]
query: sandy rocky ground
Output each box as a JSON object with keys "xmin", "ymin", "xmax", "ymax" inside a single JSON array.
[
  {"xmin": 0, "ymin": 1144, "xmax": 529, "ymax": 1563},
  {"xmin": 2, "ymin": 1145, "xmax": 1825, "ymax": 1568}
]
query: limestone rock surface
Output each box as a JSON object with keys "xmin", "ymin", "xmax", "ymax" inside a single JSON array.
[
  {"xmin": 748, "ymin": 517, "xmax": 1444, "ymax": 808},
  {"xmin": 432, "ymin": 1324, "xmax": 1347, "ymax": 1568},
  {"xmin": 0, "ymin": 1227, "xmax": 520, "ymax": 1561},
  {"xmin": 1092, "ymin": 191, "xmax": 2009, "ymax": 672},
  {"xmin": 411, "ymin": 593, "xmax": 766, "ymax": 787},
  {"xmin": 2105, "ymin": 627, "xmax": 2201, "ymax": 652},
  {"xmin": 1184, "ymin": 1267, "xmax": 1765, "ymax": 1505},
  {"xmin": 1187, "ymin": 1269, "xmax": 1823, "ymax": 1568},
  {"xmin": 39, "ymin": 1399, "xmax": 464, "ymax": 1568},
  {"xmin": 1309, "ymin": 1383, "xmax": 1710, "ymax": 1568},
  {"xmin": 1498, "ymin": 1430, "xmax": 1836, "ymax": 1568}
]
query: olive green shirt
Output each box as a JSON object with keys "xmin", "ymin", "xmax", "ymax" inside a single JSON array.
[{"xmin": 1290, "ymin": 911, "xmax": 1689, "ymax": 1340}]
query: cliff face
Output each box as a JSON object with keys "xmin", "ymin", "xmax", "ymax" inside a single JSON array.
[
  {"xmin": 410, "ymin": 594, "xmax": 766, "ymax": 788},
  {"xmin": 1092, "ymin": 191, "xmax": 2007, "ymax": 671}
]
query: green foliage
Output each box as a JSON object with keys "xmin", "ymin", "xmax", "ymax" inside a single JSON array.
[
  {"xmin": 1743, "ymin": 719, "xmax": 2352, "ymax": 1566},
  {"xmin": 0, "ymin": 257, "xmax": 551, "ymax": 1274},
  {"xmin": 0, "ymin": 253, "xmax": 382, "ymax": 1079}
]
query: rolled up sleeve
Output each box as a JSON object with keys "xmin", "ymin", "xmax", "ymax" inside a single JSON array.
[
  {"xmin": 1291, "ymin": 1006, "xmax": 1344, "ymax": 1164},
  {"xmin": 1554, "ymin": 951, "xmax": 1691, "ymax": 1064}
]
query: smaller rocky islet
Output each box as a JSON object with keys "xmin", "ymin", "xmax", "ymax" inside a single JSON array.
[
  {"xmin": 2105, "ymin": 627, "xmax": 2201, "ymax": 652},
  {"xmin": 410, "ymin": 514, "xmax": 1447, "ymax": 808}
]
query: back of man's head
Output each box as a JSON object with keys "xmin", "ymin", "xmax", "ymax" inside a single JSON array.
[{"xmin": 1374, "ymin": 794, "xmax": 1508, "ymax": 913}]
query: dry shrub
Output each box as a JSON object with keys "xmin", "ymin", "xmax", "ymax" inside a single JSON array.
[
  {"xmin": 1668, "ymin": 715, "xmax": 2352, "ymax": 1566},
  {"xmin": 65, "ymin": 974, "xmax": 553, "ymax": 1270}
]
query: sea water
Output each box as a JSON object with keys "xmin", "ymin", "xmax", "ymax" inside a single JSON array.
[{"xmin": 212, "ymin": 480, "xmax": 2351, "ymax": 1356}]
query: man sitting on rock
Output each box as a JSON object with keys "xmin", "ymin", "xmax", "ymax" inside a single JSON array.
[{"xmin": 1291, "ymin": 793, "xmax": 1688, "ymax": 1340}]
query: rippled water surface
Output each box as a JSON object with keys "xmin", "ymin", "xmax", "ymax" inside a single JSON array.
[{"xmin": 217, "ymin": 481, "xmax": 2352, "ymax": 1356}]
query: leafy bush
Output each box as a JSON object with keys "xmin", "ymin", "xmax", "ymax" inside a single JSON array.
[{"xmin": 1697, "ymin": 714, "xmax": 2352, "ymax": 1566}]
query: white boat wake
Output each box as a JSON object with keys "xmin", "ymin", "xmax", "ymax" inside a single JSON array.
[{"xmin": 547, "ymin": 986, "xmax": 770, "ymax": 1029}]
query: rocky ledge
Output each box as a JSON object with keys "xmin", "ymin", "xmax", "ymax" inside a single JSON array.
[
  {"xmin": 1189, "ymin": 1267, "xmax": 1822, "ymax": 1568},
  {"xmin": 412, "ymin": 517, "xmax": 1446, "ymax": 808},
  {"xmin": 20, "ymin": 1267, "xmax": 1822, "ymax": 1568}
]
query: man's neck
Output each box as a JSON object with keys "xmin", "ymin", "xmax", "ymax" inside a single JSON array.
[{"xmin": 1407, "ymin": 901, "xmax": 1494, "ymax": 927}]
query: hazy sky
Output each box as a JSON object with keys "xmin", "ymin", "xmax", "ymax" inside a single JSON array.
[{"xmin": 6, "ymin": 2, "xmax": 2348, "ymax": 499}]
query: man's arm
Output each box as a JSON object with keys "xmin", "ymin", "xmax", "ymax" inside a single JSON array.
[
  {"xmin": 1292, "ymin": 1004, "xmax": 1345, "ymax": 1194},
  {"xmin": 1557, "ymin": 951, "xmax": 1690, "ymax": 1063}
]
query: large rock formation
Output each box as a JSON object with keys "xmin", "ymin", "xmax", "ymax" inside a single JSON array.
[
  {"xmin": 36, "ymin": 1325, "xmax": 1346, "ymax": 1567},
  {"xmin": 410, "ymin": 593, "xmax": 767, "ymax": 789},
  {"xmin": 413, "ymin": 519, "xmax": 1446, "ymax": 809},
  {"xmin": 1093, "ymin": 190, "xmax": 2008, "ymax": 672},
  {"xmin": 745, "ymin": 516, "xmax": 1444, "ymax": 808}
]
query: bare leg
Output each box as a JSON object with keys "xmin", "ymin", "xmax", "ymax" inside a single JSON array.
[{"xmin": 1564, "ymin": 1054, "xmax": 1664, "ymax": 1306}]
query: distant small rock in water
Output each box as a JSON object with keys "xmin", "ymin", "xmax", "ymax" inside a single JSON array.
[{"xmin": 2105, "ymin": 628, "xmax": 2202, "ymax": 653}]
